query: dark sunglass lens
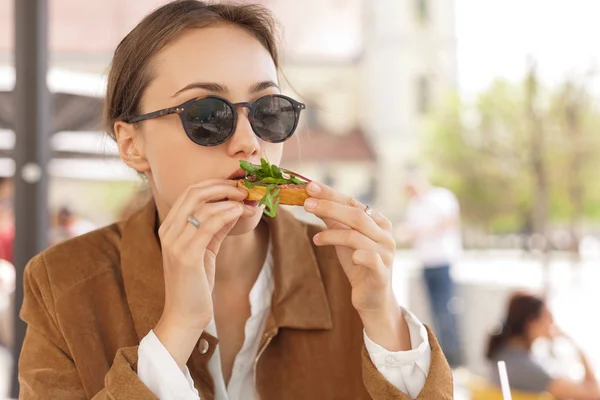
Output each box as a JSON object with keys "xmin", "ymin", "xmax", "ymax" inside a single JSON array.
[
  {"xmin": 253, "ymin": 96, "xmax": 296, "ymax": 142},
  {"xmin": 185, "ymin": 98, "xmax": 234, "ymax": 146}
]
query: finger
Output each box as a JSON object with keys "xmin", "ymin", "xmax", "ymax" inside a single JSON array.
[
  {"xmin": 173, "ymin": 201, "xmax": 246, "ymax": 246},
  {"xmin": 167, "ymin": 179, "xmax": 240, "ymax": 216},
  {"xmin": 171, "ymin": 204, "xmax": 243, "ymax": 259},
  {"xmin": 369, "ymin": 210, "xmax": 393, "ymax": 232},
  {"xmin": 327, "ymin": 208, "xmax": 390, "ymax": 232},
  {"xmin": 169, "ymin": 206, "xmax": 243, "ymax": 289},
  {"xmin": 304, "ymin": 181, "xmax": 395, "ymax": 231},
  {"xmin": 191, "ymin": 206, "xmax": 244, "ymax": 253},
  {"xmin": 314, "ymin": 229, "xmax": 394, "ymax": 266},
  {"xmin": 351, "ymin": 249, "xmax": 387, "ymax": 274},
  {"xmin": 161, "ymin": 184, "xmax": 247, "ymax": 238},
  {"xmin": 322, "ymin": 218, "xmax": 348, "ymax": 230},
  {"xmin": 305, "ymin": 182, "xmax": 365, "ymax": 210},
  {"xmin": 314, "ymin": 228, "xmax": 377, "ymax": 251},
  {"xmin": 305, "ymin": 199, "xmax": 386, "ymax": 243}
]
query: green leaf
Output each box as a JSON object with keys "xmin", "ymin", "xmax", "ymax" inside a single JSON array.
[
  {"xmin": 271, "ymin": 164, "xmax": 284, "ymax": 179},
  {"xmin": 259, "ymin": 177, "xmax": 288, "ymax": 185},
  {"xmin": 243, "ymin": 179, "xmax": 255, "ymax": 189},
  {"xmin": 239, "ymin": 160, "xmax": 259, "ymax": 174},
  {"xmin": 261, "ymin": 158, "xmax": 270, "ymax": 172},
  {"xmin": 290, "ymin": 176, "xmax": 305, "ymax": 184},
  {"xmin": 264, "ymin": 207, "xmax": 276, "ymax": 218}
]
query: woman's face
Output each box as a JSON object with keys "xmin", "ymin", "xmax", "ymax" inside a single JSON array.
[
  {"xmin": 117, "ymin": 25, "xmax": 283, "ymax": 234},
  {"xmin": 527, "ymin": 306, "xmax": 554, "ymax": 340}
]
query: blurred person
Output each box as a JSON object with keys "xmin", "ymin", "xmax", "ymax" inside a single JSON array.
[
  {"xmin": 17, "ymin": 2, "xmax": 453, "ymax": 400},
  {"xmin": 487, "ymin": 291, "xmax": 600, "ymax": 399},
  {"xmin": 0, "ymin": 259, "xmax": 14, "ymax": 348},
  {"xmin": 396, "ymin": 167, "xmax": 463, "ymax": 368},
  {"xmin": 0, "ymin": 178, "xmax": 15, "ymax": 358},
  {"xmin": 0, "ymin": 178, "xmax": 15, "ymax": 264}
]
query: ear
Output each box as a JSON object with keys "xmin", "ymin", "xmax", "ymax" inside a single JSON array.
[{"xmin": 114, "ymin": 120, "xmax": 151, "ymax": 173}]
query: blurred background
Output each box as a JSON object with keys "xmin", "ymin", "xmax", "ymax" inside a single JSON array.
[{"xmin": 1, "ymin": 0, "xmax": 600, "ymax": 398}]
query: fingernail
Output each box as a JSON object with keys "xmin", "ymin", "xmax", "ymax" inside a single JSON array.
[
  {"xmin": 231, "ymin": 206, "xmax": 242, "ymax": 214},
  {"xmin": 313, "ymin": 233, "xmax": 320, "ymax": 244},
  {"xmin": 307, "ymin": 182, "xmax": 320, "ymax": 194},
  {"xmin": 305, "ymin": 198, "xmax": 317, "ymax": 210},
  {"xmin": 238, "ymin": 188, "xmax": 248, "ymax": 194}
]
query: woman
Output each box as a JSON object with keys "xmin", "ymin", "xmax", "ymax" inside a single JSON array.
[
  {"xmin": 18, "ymin": 1, "xmax": 452, "ymax": 399},
  {"xmin": 487, "ymin": 292, "xmax": 600, "ymax": 400}
]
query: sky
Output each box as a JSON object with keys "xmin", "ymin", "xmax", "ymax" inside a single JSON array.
[
  {"xmin": 455, "ymin": 0, "xmax": 600, "ymax": 96},
  {"xmin": 267, "ymin": 0, "xmax": 600, "ymax": 96}
]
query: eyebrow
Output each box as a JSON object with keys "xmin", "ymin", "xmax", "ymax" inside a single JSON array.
[
  {"xmin": 171, "ymin": 80, "xmax": 280, "ymax": 98},
  {"xmin": 249, "ymin": 80, "xmax": 280, "ymax": 93}
]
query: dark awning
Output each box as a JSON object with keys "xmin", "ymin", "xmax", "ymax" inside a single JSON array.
[{"xmin": 0, "ymin": 90, "xmax": 102, "ymax": 134}]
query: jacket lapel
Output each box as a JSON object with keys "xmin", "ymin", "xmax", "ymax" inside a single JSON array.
[
  {"xmin": 267, "ymin": 209, "xmax": 333, "ymax": 332},
  {"xmin": 120, "ymin": 200, "xmax": 165, "ymax": 341}
]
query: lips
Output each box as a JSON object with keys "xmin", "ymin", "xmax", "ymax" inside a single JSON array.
[
  {"xmin": 227, "ymin": 168, "xmax": 246, "ymax": 180},
  {"xmin": 243, "ymin": 200, "xmax": 259, "ymax": 207}
]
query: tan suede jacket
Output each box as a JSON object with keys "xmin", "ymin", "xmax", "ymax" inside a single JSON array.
[{"xmin": 18, "ymin": 201, "xmax": 453, "ymax": 399}]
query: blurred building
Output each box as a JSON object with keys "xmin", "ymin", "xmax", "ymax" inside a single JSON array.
[
  {"xmin": 277, "ymin": 0, "xmax": 457, "ymax": 220},
  {"xmin": 0, "ymin": 0, "xmax": 457, "ymax": 221}
]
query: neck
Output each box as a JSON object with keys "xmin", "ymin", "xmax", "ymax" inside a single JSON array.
[{"xmin": 215, "ymin": 218, "xmax": 269, "ymax": 284}]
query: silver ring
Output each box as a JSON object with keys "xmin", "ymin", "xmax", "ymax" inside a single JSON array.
[
  {"xmin": 187, "ymin": 215, "xmax": 201, "ymax": 229},
  {"xmin": 364, "ymin": 205, "xmax": 373, "ymax": 217}
]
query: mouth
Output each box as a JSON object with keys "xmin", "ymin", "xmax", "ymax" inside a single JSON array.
[
  {"xmin": 227, "ymin": 168, "xmax": 247, "ymax": 180},
  {"xmin": 243, "ymin": 200, "xmax": 259, "ymax": 207}
]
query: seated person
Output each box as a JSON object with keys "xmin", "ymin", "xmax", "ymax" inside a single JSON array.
[{"xmin": 486, "ymin": 291, "xmax": 600, "ymax": 400}]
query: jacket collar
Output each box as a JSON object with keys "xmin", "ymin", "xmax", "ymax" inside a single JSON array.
[{"xmin": 120, "ymin": 200, "xmax": 333, "ymax": 343}]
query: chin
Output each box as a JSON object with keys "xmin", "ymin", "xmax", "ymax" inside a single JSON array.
[{"xmin": 228, "ymin": 207, "xmax": 264, "ymax": 235}]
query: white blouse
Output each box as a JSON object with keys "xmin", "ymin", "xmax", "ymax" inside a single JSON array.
[{"xmin": 137, "ymin": 244, "xmax": 431, "ymax": 399}]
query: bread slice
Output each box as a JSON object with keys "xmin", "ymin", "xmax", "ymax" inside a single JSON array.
[{"xmin": 236, "ymin": 180, "xmax": 308, "ymax": 206}]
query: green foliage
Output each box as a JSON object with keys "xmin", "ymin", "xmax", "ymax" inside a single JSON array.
[{"xmin": 424, "ymin": 74, "xmax": 600, "ymax": 233}]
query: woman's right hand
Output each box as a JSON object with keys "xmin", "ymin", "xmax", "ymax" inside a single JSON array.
[{"xmin": 153, "ymin": 179, "xmax": 250, "ymax": 369}]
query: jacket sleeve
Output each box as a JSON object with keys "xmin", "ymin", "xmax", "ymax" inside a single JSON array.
[
  {"xmin": 18, "ymin": 255, "xmax": 159, "ymax": 400},
  {"xmin": 361, "ymin": 325, "xmax": 454, "ymax": 400}
]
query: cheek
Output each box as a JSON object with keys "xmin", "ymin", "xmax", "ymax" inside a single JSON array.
[{"xmin": 143, "ymin": 122, "xmax": 222, "ymax": 205}]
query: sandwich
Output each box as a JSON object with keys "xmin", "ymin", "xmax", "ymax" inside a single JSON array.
[{"xmin": 237, "ymin": 158, "xmax": 310, "ymax": 217}]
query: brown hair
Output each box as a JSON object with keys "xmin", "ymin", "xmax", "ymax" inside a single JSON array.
[
  {"xmin": 103, "ymin": 0, "xmax": 280, "ymax": 140},
  {"xmin": 486, "ymin": 291, "xmax": 545, "ymax": 360}
]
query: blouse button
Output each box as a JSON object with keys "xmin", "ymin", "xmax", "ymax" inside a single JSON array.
[{"xmin": 198, "ymin": 338, "xmax": 210, "ymax": 355}]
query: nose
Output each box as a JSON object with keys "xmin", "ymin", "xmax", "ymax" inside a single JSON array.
[{"xmin": 226, "ymin": 107, "xmax": 260, "ymax": 157}]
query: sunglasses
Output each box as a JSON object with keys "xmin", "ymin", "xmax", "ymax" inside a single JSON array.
[{"xmin": 125, "ymin": 94, "xmax": 306, "ymax": 147}]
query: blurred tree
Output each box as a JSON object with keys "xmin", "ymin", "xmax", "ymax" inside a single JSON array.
[{"xmin": 423, "ymin": 64, "xmax": 600, "ymax": 240}]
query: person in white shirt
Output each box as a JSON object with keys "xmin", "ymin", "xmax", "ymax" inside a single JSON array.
[
  {"xmin": 18, "ymin": 2, "xmax": 453, "ymax": 399},
  {"xmin": 397, "ymin": 167, "xmax": 464, "ymax": 367}
]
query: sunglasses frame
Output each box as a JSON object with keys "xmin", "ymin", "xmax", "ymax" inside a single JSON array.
[{"xmin": 125, "ymin": 94, "xmax": 306, "ymax": 147}]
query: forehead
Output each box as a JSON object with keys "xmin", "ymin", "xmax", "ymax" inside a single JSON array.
[{"xmin": 149, "ymin": 25, "xmax": 278, "ymax": 96}]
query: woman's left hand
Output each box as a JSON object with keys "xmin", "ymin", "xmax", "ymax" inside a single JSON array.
[{"xmin": 303, "ymin": 182, "xmax": 410, "ymax": 351}]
